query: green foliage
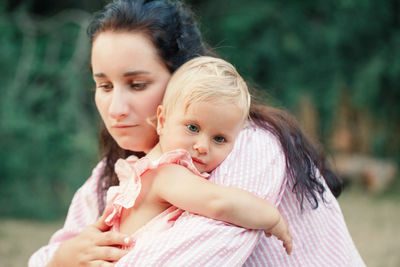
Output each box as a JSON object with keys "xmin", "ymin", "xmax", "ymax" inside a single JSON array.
[
  {"xmin": 1, "ymin": 0, "xmax": 399, "ymax": 219},
  {"xmin": 196, "ymin": 0, "xmax": 400, "ymax": 156},
  {"xmin": 0, "ymin": 8, "xmax": 99, "ymax": 219}
]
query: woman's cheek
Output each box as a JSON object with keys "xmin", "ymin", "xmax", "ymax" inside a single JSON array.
[
  {"xmin": 95, "ymin": 92, "xmax": 111, "ymax": 128},
  {"xmin": 94, "ymin": 91, "xmax": 105, "ymax": 114}
]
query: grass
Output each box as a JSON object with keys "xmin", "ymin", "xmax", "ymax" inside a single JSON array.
[
  {"xmin": 338, "ymin": 187, "xmax": 400, "ymax": 267},
  {"xmin": 0, "ymin": 219, "xmax": 63, "ymax": 267},
  {"xmin": 1, "ymin": 188, "xmax": 399, "ymax": 266}
]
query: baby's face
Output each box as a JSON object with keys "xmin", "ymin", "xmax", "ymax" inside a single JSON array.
[{"xmin": 158, "ymin": 101, "xmax": 243, "ymax": 173}]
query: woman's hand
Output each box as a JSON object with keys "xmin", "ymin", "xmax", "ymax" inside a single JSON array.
[
  {"xmin": 47, "ymin": 207, "xmax": 132, "ymax": 267},
  {"xmin": 264, "ymin": 215, "xmax": 293, "ymax": 255}
]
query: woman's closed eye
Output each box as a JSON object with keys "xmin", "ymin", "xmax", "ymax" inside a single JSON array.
[
  {"xmin": 187, "ymin": 124, "xmax": 199, "ymax": 133},
  {"xmin": 130, "ymin": 81, "xmax": 148, "ymax": 91},
  {"xmin": 98, "ymin": 83, "xmax": 113, "ymax": 92}
]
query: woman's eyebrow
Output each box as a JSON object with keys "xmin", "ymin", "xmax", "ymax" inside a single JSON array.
[
  {"xmin": 93, "ymin": 72, "xmax": 106, "ymax": 78},
  {"xmin": 93, "ymin": 70, "xmax": 150, "ymax": 78},
  {"xmin": 123, "ymin": 71, "xmax": 150, "ymax": 77}
]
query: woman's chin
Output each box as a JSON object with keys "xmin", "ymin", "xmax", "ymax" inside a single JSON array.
[
  {"xmin": 119, "ymin": 143, "xmax": 141, "ymax": 153},
  {"xmin": 115, "ymin": 138, "xmax": 153, "ymax": 154}
]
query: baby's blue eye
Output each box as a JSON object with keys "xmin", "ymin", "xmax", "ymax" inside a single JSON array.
[
  {"xmin": 214, "ymin": 136, "xmax": 225, "ymax": 143},
  {"xmin": 187, "ymin": 124, "xmax": 199, "ymax": 132}
]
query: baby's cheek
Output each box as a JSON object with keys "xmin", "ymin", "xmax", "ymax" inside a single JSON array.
[{"xmin": 212, "ymin": 149, "xmax": 232, "ymax": 170}]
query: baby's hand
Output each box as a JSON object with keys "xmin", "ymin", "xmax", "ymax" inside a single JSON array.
[{"xmin": 264, "ymin": 216, "xmax": 292, "ymax": 255}]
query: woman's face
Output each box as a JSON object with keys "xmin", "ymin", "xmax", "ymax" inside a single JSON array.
[{"xmin": 92, "ymin": 31, "xmax": 171, "ymax": 153}]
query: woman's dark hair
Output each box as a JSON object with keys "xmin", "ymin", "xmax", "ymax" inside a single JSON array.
[
  {"xmin": 88, "ymin": 0, "xmax": 341, "ymax": 215},
  {"xmin": 87, "ymin": 0, "xmax": 205, "ymax": 73}
]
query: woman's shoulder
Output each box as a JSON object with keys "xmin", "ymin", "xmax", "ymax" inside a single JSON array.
[
  {"xmin": 55, "ymin": 159, "xmax": 106, "ymax": 234},
  {"xmin": 215, "ymin": 122, "xmax": 286, "ymax": 171},
  {"xmin": 210, "ymin": 122, "xmax": 287, "ymax": 198},
  {"xmin": 236, "ymin": 122, "xmax": 283, "ymax": 151},
  {"xmin": 75, "ymin": 159, "xmax": 106, "ymax": 194}
]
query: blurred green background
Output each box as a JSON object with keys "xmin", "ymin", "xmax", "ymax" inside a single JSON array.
[{"xmin": 0, "ymin": 0, "xmax": 399, "ymax": 221}]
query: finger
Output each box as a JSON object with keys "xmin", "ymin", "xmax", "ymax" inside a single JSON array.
[
  {"xmin": 264, "ymin": 231, "xmax": 272, "ymax": 237},
  {"xmin": 92, "ymin": 246, "xmax": 128, "ymax": 262},
  {"xmin": 96, "ymin": 231, "xmax": 132, "ymax": 247},
  {"xmin": 286, "ymin": 242, "xmax": 293, "ymax": 255},
  {"xmin": 93, "ymin": 205, "xmax": 114, "ymax": 232},
  {"xmin": 282, "ymin": 235, "xmax": 293, "ymax": 255},
  {"xmin": 284, "ymin": 240, "xmax": 293, "ymax": 255}
]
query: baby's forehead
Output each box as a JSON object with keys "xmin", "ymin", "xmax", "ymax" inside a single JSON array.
[
  {"xmin": 165, "ymin": 96, "xmax": 246, "ymax": 123},
  {"xmin": 183, "ymin": 99, "xmax": 237, "ymax": 112}
]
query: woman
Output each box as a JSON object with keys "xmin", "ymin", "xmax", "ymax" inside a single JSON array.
[{"xmin": 30, "ymin": 0, "xmax": 364, "ymax": 266}]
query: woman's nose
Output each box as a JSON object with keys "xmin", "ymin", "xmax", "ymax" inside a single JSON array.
[
  {"xmin": 109, "ymin": 87, "xmax": 129, "ymax": 120},
  {"xmin": 193, "ymin": 137, "xmax": 209, "ymax": 154}
]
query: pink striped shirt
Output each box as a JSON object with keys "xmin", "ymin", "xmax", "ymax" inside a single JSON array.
[{"xmin": 29, "ymin": 125, "xmax": 365, "ymax": 266}]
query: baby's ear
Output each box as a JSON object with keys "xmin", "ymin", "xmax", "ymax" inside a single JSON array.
[{"xmin": 156, "ymin": 105, "xmax": 165, "ymax": 135}]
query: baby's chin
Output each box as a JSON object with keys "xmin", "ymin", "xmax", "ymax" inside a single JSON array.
[{"xmin": 194, "ymin": 163, "xmax": 215, "ymax": 174}]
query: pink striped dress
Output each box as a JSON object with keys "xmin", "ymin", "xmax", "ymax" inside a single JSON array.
[{"xmin": 29, "ymin": 125, "xmax": 365, "ymax": 267}]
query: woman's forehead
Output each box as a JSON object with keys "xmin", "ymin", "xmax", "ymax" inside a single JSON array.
[{"xmin": 91, "ymin": 31, "xmax": 168, "ymax": 75}]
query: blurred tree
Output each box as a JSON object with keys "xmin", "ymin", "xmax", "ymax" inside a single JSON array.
[
  {"xmin": 1, "ymin": 0, "xmax": 399, "ymax": 219},
  {"xmin": 0, "ymin": 3, "xmax": 98, "ymax": 219},
  {"xmin": 194, "ymin": 0, "xmax": 400, "ymax": 160},
  {"xmin": 6, "ymin": 0, "xmax": 103, "ymax": 14}
]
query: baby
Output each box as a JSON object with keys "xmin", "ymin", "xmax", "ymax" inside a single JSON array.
[{"xmin": 105, "ymin": 56, "xmax": 292, "ymax": 254}]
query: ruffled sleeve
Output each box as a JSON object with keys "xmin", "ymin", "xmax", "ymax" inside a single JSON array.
[
  {"xmin": 105, "ymin": 155, "xmax": 141, "ymax": 227},
  {"xmin": 105, "ymin": 149, "xmax": 209, "ymax": 228}
]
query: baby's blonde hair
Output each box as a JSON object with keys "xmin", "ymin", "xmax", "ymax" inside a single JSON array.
[{"xmin": 161, "ymin": 56, "xmax": 251, "ymax": 122}]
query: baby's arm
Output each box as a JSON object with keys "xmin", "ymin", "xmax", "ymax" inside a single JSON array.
[{"xmin": 152, "ymin": 164, "xmax": 292, "ymax": 254}]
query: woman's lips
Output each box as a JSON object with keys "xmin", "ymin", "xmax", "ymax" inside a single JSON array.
[{"xmin": 112, "ymin": 124, "xmax": 137, "ymax": 129}]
